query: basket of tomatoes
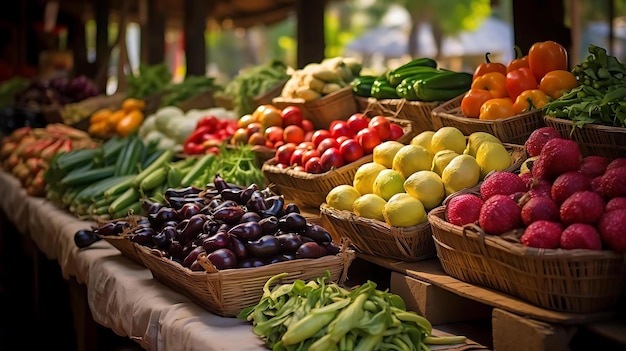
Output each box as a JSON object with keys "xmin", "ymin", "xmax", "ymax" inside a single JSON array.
[
  {"xmin": 432, "ymin": 41, "xmax": 577, "ymax": 144},
  {"xmin": 262, "ymin": 116, "xmax": 416, "ymax": 210}
]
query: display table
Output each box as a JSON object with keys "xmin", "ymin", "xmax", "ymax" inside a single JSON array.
[{"xmin": 0, "ymin": 170, "xmax": 481, "ymax": 351}]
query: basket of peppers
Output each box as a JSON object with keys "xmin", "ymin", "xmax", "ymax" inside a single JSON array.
[
  {"xmin": 351, "ymin": 57, "xmax": 472, "ymax": 133},
  {"xmin": 431, "ymin": 41, "xmax": 578, "ymax": 145}
]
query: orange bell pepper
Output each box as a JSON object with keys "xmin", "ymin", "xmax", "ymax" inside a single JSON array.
[
  {"xmin": 471, "ymin": 72, "xmax": 508, "ymax": 98},
  {"xmin": 479, "ymin": 98, "xmax": 515, "ymax": 120},
  {"xmin": 473, "ymin": 52, "xmax": 507, "ymax": 81},
  {"xmin": 528, "ymin": 41, "xmax": 568, "ymax": 81},
  {"xmin": 513, "ymin": 89, "xmax": 549, "ymax": 114},
  {"xmin": 461, "ymin": 89, "xmax": 493, "ymax": 118},
  {"xmin": 538, "ymin": 70, "xmax": 579, "ymax": 99}
]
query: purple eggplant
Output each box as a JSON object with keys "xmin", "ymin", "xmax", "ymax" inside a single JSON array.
[
  {"xmin": 228, "ymin": 234, "xmax": 249, "ymax": 259},
  {"xmin": 178, "ymin": 214, "xmax": 207, "ymax": 241},
  {"xmin": 228, "ymin": 221, "xmax": 263, "ymax": 241},
  {"xmin": 284, "ymin": 203, "xmax": 300, "ymax": 214},
  {"xmin": 239, "ymin": 211, "xmax": 261, "ymax": 223},
  {"xmin": 262, "ymin": 196, "xmax": 285, "ymax": 218},
  {"xmin": 183, "ymin": 246, "xmax": 206, "ymax": 268},
  {"xmin": 165, "ymin": 186, "xmax": 203, "ymax": 199},
  {"xmin": 177, "ymin": 202, "xmax": 202, "ymax": 219},
  {"xmin": 212, "ymin": 206, "xmax": 245, "ymax": 224},
  {"xmin": 246, "ymin": 235, "xmax": 280, "ymax": 258},
  {"xmin": 296, "ymin": 242, "xmax": 327, "ymax": 259},
  {"xmin": 278, "ymin": 212, "xmax": 307, "ymax": 232},
  {"xmin": 259, "ymin": 216, "xmax": 279, "ymax": 235},
  {"xmin": 201, "ymin": 232, "xmax": 230, "ymax": 253},
  {"xmin": 207, "ymin": 248, "xmax": 237, "ymax": 270},
  {"xmin": 246, "ymin": 191, "xmax": 267, "ymax": 213},
  {"xmin": 301, "ymin": 224, "xmax": 333, "ymax": 245},
  {"xmin": 220, "ymin": 188, "xmax": 243, "ymax": 203},
  {"xmin": 276, "ymin": 233, "xmax": 303, "ymax": 252},
  {"xmin": 239, "ymin": 183, "xmax": 259, "ymax": 204}
]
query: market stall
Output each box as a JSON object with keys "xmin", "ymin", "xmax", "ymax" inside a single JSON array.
[{"xmin": 1, "ymin": 13, "xmax": 626, "ymax": 349}]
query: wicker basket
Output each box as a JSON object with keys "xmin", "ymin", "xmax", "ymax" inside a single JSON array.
[
  {"xmin": 320, "ymin": 203, "xmax": 436, "ymax": 262},
  {"xmin": 272, "ymin": 86, "xmax": 358, "ymax": 129},
  {"xmin": 263, "ymin": 155, "xmax": 373, "ymax": 209},
  {"xmin": 261, "ymin": 118, "xmax": 416, "ymax": 209},
  {"xmin": 362, "ymin": 98, "xmax": 441, "ymax": 134},
  {"xmin": 431, "ymin": 94, "xmax": 546, "ymax": 144},
  {"xmin": 544, "ymin": 116, "xmax": 626, "ymax": 158},
  {"xmin": 134, "ymin": 243, "xmax": 355, "ymax": 317},
  {"xmin": 428, "ymin": 206, "xmax": 626, "ymax": 313},
  {"xmin": 177, "ymin": 89, "xmax": 216, "ymax": 112},
  {"xmin": 253, "ymin": 79, "xmax": 288, "ymax": 107},
  {"xmin": 100, "ymin": 235, "xmax": 143, "ymax": 265},
  {"xmin": 96, "ymin": 215, "xmax": 145, "ymax": 266}
]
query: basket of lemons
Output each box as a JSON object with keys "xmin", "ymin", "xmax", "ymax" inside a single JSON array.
[{"xmin": 320, "ymin": 127, "xmax": 527, "ymax": 261}]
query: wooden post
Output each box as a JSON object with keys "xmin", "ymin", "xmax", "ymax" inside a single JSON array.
[
  {"xmin": 296, "ymin": 0, "xmax": 326, "ymax": 68},
  {"xmin": 94, "ymin": 0, "xmax": 109, "ymax": 92},
  {"xmin": 183, "ymin": 0, "xmax": 208, "ymax": 77},
  {"xmin": 143, "ymin": 0, "xmax": 166, "ymax": 65}
]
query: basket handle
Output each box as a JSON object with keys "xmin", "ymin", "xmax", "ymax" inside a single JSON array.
[
  {"xmin": 461, "ymin": 223, "xmax": 490, "ymax": 256},
  {"xmin": 197, "ymin": 252, "xmax": 219, "ymax": 273},
  {"xmin": 338, "ymin": 238, "xmax": 356, "ymax": 285}
]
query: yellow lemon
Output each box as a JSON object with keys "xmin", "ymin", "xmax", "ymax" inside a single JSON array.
[
  {"xmin": 520, "ymin": 155, "xmax": 539, "ymax": 175},
  {"xmin": 373, "ymin": 169, "xmax": 406, "ymax": 201},
  {"xmin": 404, "ymin": 170, "xmax": 446, "ymax": 210},
  {"xmin": 431, "ymin": 149, "xmax": 459, "ymax": 176},
  {"xmin": 383, "ymin": 193, "xmax": 427, "ymax": 227},
  {"xmin": 441, "ymin": 154, "xmax": 481, "ymax": 196},
  {"xmin": 430, "ymin": 127, "xmax": 466, "ymax": 154},
  {"xmin": 373, "ymin": 141, "xmax": 405, "ymax": 168},
  {"xmin": 410, "ymin": 130, "xmax": 435, "ymax": 151},
  {"xmin": 391, "ymin": 144, "xmax": 433, "ymax": 179},
  {"xmin": 353, "ymin": 193, "xmax": 387, "ymax": 221},
  {"xmin": 475, "ymin": 141, "xmax": 513, "ymax": 179},
  {"xmin": 463, "ymin": 131, "xmax": 503, "ymax": 157},
  {"xmin": 353, "ymin": 162, "xmax": 387, "ymax": 195},
  {"xmin": 326, "ymin": 185, "xmax": 361, "ymax": 211}
]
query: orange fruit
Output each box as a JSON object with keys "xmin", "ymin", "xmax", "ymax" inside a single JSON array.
[{"xmin": 283, "ymin": 125, "xmax": 305, "ymax": 144}]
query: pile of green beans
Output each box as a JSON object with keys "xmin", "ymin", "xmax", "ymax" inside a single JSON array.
[
  {"xmin": 544, "ymin": 44, "xmax": 626, "ymax": 128},
  {"xmin": 238, "ymin": 271, "xmax": 466, "ymax": 351}
]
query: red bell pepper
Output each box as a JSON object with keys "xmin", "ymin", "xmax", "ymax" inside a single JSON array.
[
  {"xmin": 473, "ymin": 52, "xmax": 506, "ymax": 81},
  {"xmin": 184, "ymin": 125, "xmax": 214, "ymax": 154},
  {"xmin": 505, "ymin": 67, "xmax": 538, "ymax": 101},
  {"xmin": 197, "ymin": 115, "xmax": 219, "ymax": 130}
]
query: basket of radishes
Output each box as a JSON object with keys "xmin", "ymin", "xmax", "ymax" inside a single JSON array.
[{"xmin": 427, "ymin": 129, "xmax": 626, "ymax": 313}]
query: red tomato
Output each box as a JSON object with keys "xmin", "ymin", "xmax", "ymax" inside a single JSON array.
[
  {"xmin": 329, "ymin": 120, "xmax": 353, "ymax": 139},
  {"xmin": 264, "ymin": 126, "xmax": 284, "ymax": 143},
  {"xmin": 317, "ymin": 138, "xmax": 341, "ymax": 155},
  {"xmin": 248, "ymin": 132, "xmax": 267, "ymax": 146},
  {"xmin": 281, "ymin": 106, "xmax": 303, "ymax": 127},
  {"xmin": 275, "ymin": 143, "xmax": 297, "ymax": 166},
  {"xmin": 304, "ymin": 130, "xmax": 314, "ymax": 142},
  {"xmin": 356, "ymin": 127, "xmax": 381, "ymax": 154},
  {"xmin": 368, "ymin": 116, "xmax": 391, "ymax": 140},
  {"xmin": 301, "ymin": 119, "xmax": 314, "ymax": 133},
  {"xmin": 283, "ymin": 125, "xmax": 305, "ymax": 144},
  {"xmin": 301, "ymin": 149, "xmax": 320, "ymax": 166},
  {"xmin": 298, "ymin": 141, "xmax": 315, "ymax": 150},
  {"xmin": 339, "ymin": 138, "xmax": 364, "ymax": 163},
  {"xmin": 320, "ymin": 147, "xmax": 345, "ymax": 172},
  {"xmin": 293, "ymin": 165, "xmax": 306, "ymax": 172},
  {"xmin": 246, "ymin": 122, "xmax": 263, "ymax": 136},
  {"xmin": 312, "ymin": 129, "xmax": 332, "ymax": 147},
  {"xmin": 335, "ymin": 135, "xmax": 351, "ymax": 146},
  {"xmin": 290, "ymin": 147, "xmax": 306, "ymax": 166},
  {"xmin": 346, "ymin": 113, "xmax": 370, "ymax": 134},
  {"xmin": 388, "ymin": 124, "xmax": 404, "ymax": 141},
  {"xmin": 304, "ymin": 156, "xmax": 324, "ymax": 174}
]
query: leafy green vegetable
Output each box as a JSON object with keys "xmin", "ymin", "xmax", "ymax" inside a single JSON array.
[
  {"xmin": 219, "ymin": 59, "xmax": 291, "ymax": 116},
  {"xmin": 160, "ymin": 75, "xmax": 220, "ymax": 107},
  {"xmin": 127, "ymin": 63, "xmax": 172, "ymax": 99}
]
